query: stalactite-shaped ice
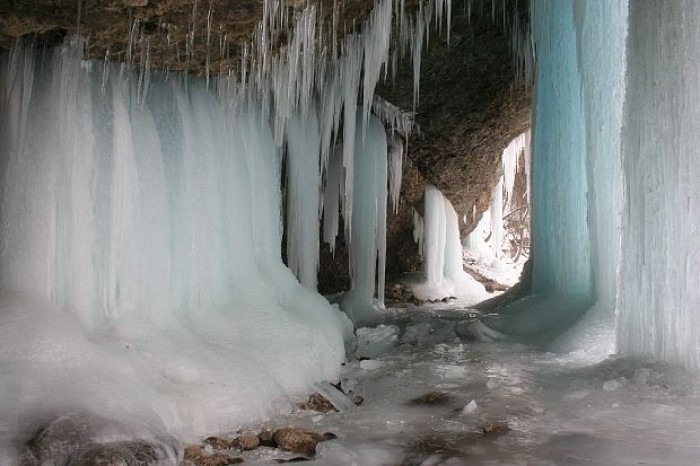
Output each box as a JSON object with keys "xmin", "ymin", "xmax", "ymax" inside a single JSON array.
[
  {"xmin": 410, "ymin": 185, "xmax": 487, "ymax": 304},
  {"xmin": 0, "ymin": 41, "xmax": 347, "ymax": 457},
  {"xmin": 340, "ymin": 114, "xmax": 388, "ymax": 326},
  {"xmin": 387, "ymin": 134, "xmax": 404, "ymax": 214},
  {"xmin": 423, "ymin": 185, "xmax": 448, "ymax": 284},
  {"xmin": 322, "ymin": 144, "xmax": 344, "ymax": 253},
  {"xmin": 489, "ymin": 177, "xmax": 504, "ymax": 258},
  {"xmin": 286, "ymin": 108, "xmax": 322, "ymax": 290}
]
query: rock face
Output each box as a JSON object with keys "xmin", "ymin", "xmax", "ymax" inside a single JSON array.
[{"xmin": 0, "ymin": 0, "xmax": 375, "ymax": 76}]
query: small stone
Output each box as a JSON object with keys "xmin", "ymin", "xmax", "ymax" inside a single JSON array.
[
  {"xmin": 184, "ymin": 445, "xmax": 204, "ymax": 461},
  {"xmin": 273, "ymin": 428, "xmax": 323, "ymax": 455},
  {"xmin": 304, "ymin": 393, "xmax": 337, "ymax": 413},
  {"xmin": 204, "ymin": 436, "xmax": 237, "ymax": 450},
  {"xmin": 411, "ymin": 391, "xmax": 450, "ymax": 405},
  {"xmin": 352, "ymin": 395, "xmax": 364, "ymax": 406},
  {"xmin": 236, "ymin": 431, "xmax": 260, "ymax": 450},
  {"xmin": 184, "ymin": 445, "xmax": 244, "ymax": 465},
  {"xmin": 482, "ymin": 421, "xmax": 510, "ymax": 434},
  {"xmin": 258, "ymin": 427, "xmax": 276, "ymax": 448}
]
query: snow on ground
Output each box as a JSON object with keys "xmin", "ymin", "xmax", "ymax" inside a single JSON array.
[{"xmin": 230, "ymin": 306, "xmax": 700, "ymax": 466}]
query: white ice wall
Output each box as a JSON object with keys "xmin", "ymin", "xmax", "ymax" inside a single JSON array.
[
  {"xmin": 0, "ymin": 41, "xmax": 347, "ymax": 456},
  {"xmin": 340, "ymin": 114, "xmax": 389, "ymax": 326},
  {"xmin": 618, "ymin": 0, "xmax": 700, "ymax": 369}
]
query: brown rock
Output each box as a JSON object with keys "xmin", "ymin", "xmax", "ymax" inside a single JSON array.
[
  {"xmin": 352, "ymin": 395, "xmax": 364, "ymax": 406},
  {"xmin": 236, "ymin": 431, "xmax": 260, "ymax": 450},
  {"xmin": 302, "ymin": 393, "xmax": 337, "ymax": 413},
  {"xmin": 273, "ymin": 428, "xmax": 324, "ymax": 455},
  {"xmin": 184, "ymin": 444, "xmax": 244, "ymax": 465},
  {"xmin": 481, "ymin": 421, "xmax": 510, "ymax": 434},
  {"xmin": 258, "ymin": 427, "xmax": 276, "ymax": 447},
  {"xmin": 411, "ymin": 391, "xmax": 451, "ymax": 405},
  {"xmin": 204, "ymin": 436, "xmax": 237, "ymax": 450},
  {"xmin": 184, "ymin": 445, "xmax": 204, "ymax": 461}
]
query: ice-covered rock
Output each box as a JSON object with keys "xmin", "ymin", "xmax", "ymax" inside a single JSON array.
[
  {"xmin": 355, "ymin": 325, "xmax": 400, "ymax": 359},
  {"xmin": 633, "ymin": 368, "xmax": 652, "ymax": 386},
  {"xmin": 359, "ymin": 359, "xmax": 386, "ymax": 370},
  {"xmin": 603, "ymin": 379, "xmax": 623, "ymax": 392},
  {"xmin": 400, "ymin": 323, "xmax": 432, "ymax": 345},
  {"xmin": 462, "ymin": 399, "xmax": 478, "ymax": 414},
  {"xmin": 312, "ymin": 381, "xmax": 357, "ymax": 412}
]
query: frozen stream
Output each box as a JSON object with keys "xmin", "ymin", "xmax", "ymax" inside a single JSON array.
[{"xmin": 237, "ymin": 307, "xmax": 700, "ymax": 466}]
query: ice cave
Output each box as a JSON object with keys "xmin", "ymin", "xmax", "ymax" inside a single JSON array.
[{"xmin": 0, "ymin": 0, "xmax": 699, "ymax": 464}]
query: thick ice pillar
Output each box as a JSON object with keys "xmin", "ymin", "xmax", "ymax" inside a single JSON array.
[
  {"xmin": 340, "ymin": 114, "xmax": 388, "ymax": 326},
  {"xmin": 530, "ymin": 0, "xmax": 590, "ymax": 301},
  {"xmin": 618, "ymin": 0, "xmax": 700, "ymax": 369},
  {"xmin": 482, "ymin": 1, "xmax": 627, "ymax": 346},
  {"xmin": 286, "ymin": 108, "xmax": 322, "ymax": 290}
]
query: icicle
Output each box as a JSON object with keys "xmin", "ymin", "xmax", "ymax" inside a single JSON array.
[
  {"xmin": 286, "ymin": 107, "xmax": 322, "ymax": 289},
  {"xmin": 387, "ymin": 134, "xmax": 403, "ymax": 214},
  {"xmin": 501, "ymin": 132, "xmax": 526, "ymax": 206},
  {"xmin": 413, "ymin": 209, "xmax": 424, "ymax": 256},
  {"xmin": 340, "ymin": 113, "xmax": 388, "ymax": 325},
  {"xmin": 423, "ymin": 185, "xmax": 447, "ymax": 284},
  {"xmin": 489, "ymin": 177, "xmax": 504, "ymax": 257},
  {"xmin": 322, "ymin": 145, "xmax": 343, "ymax": 253},
  {"xmin": 411, "ymin": 8, "xmax": 425, "ymax": 111},
  {"xmin": 361, "ymin": 0, "xmax": 393, "ymax": 136},
  {"xmin": 371, "ymin": 94, "xmax": 415, "ymax": 139}
]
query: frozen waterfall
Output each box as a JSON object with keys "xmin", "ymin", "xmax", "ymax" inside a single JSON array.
[
  {"xmin": 483, "ymin": 0, "xmax": 700, "ymax": 371},
  {"xmin": 618, "ymin": 0, "xmax": 700, "ymax": 369},
  {"xmin": 410, "ymin": 185, "xmax": 488, "ymax": 304},
  {"xmin": 0, "ymin": 39, "xmax": 349, "ymax": 458}
]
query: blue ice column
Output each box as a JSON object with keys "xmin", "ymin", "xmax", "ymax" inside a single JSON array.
[
  {"xmin": 530, "ymin": 0, "xmax": 590, "ymax": 302},
  {"xmin": 482, "ymin": 0, "xmax": 628, "ymax": 343}
]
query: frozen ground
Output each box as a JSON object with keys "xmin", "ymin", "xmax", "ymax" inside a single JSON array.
[{"xmin": 233, "ymin": 307, "xmax": 700, "ymax": 466}]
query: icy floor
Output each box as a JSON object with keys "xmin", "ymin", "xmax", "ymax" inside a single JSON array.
[{"xmin": 236, "ymin": 308, "xmax": 700, "ymax": 466}]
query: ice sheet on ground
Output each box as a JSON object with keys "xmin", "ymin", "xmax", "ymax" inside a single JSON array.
[
  {"xmin": 233, "ymin": 307, "xmax": 700, "ymax": 466},
  {"xmin": 355, "ymin": 325, "xmax": 400, "ymax": 359}
]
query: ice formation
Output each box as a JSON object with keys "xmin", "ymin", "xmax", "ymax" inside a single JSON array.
[
  {"xmin": 479, "ymin": 0, "xmax": 628, "ymax": 351},
  {"xmin": 617, "ymin": 0, "xmax": 700, "ymax": 369},
  {"xmin": 286, "ymin": 108, "xmax": 322, "ymax": 290},
  {"xmin": 340, "ymin": 114, "xmax": 389, "ymax": 326},
  {"xmin": 0, "ymin": 39, "xmax": 352, "ymax": 458},
  {"xmin": 1, "ymin": 1, "xmax": 459, "ymax": 453},
  {"xmin": 411, "ymin": 186, "xmax": 488, "ymax": 303}
]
